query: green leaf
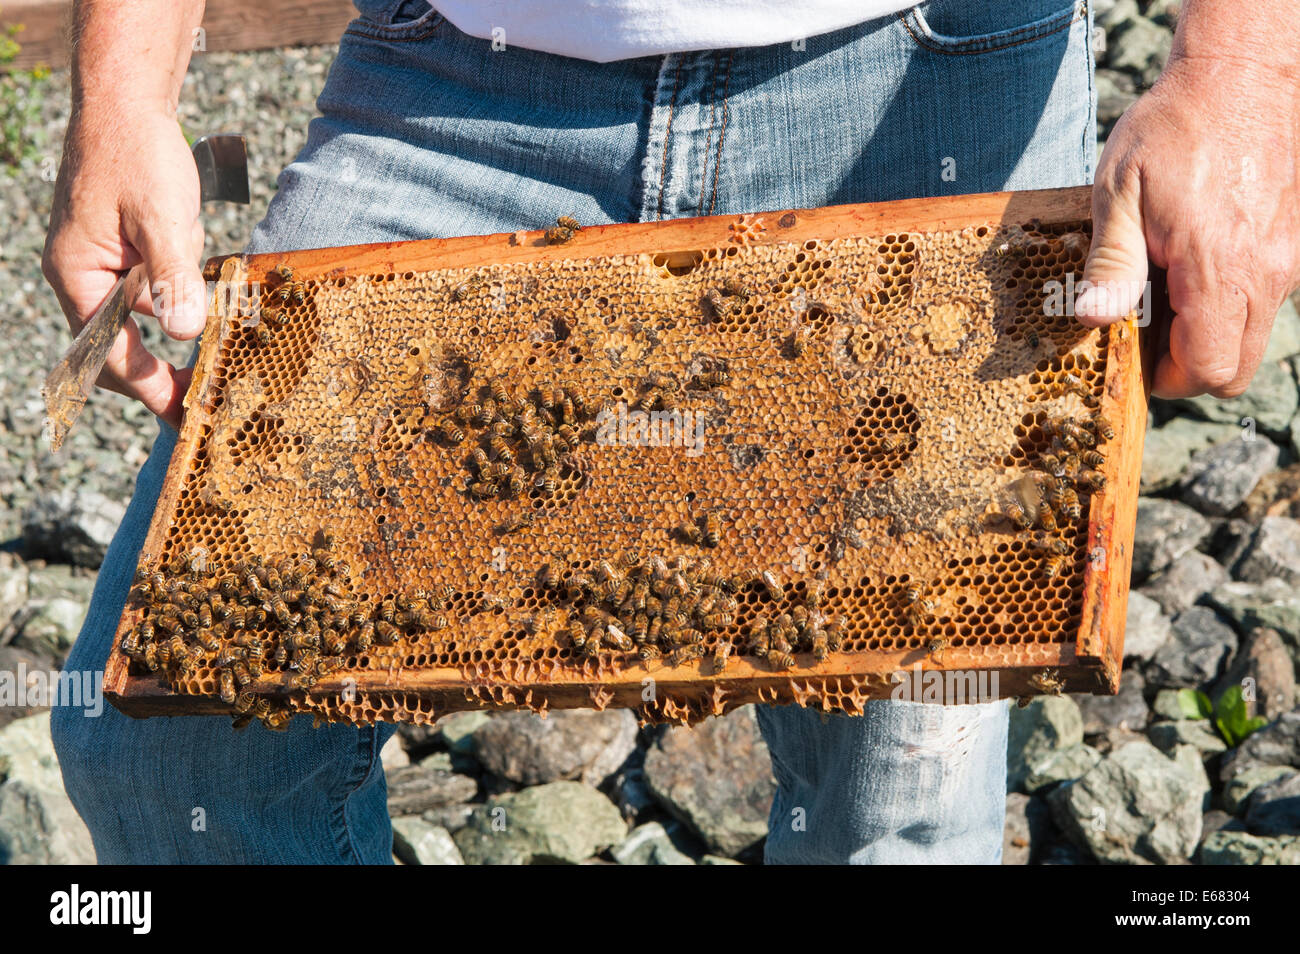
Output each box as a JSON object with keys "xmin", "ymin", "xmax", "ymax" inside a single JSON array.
[
  {"xmin": 1176, "ymin": 688, "xmax": 1212, "ymax": 720},
  {"xmin": 1212, "ymin": 685, "xmax": 1269, "ymax": 747}
]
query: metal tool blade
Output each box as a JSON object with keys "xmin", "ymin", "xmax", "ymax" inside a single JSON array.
[{"xmin": 42, "ymin": 134, "xmax": 249, "ymax": 451}]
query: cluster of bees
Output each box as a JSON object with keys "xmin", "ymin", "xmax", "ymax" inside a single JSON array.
[
  {"xmin": 432, "ymin": 380, "xmax": 604, "ymax": 506},
  {"xmin": 122, "ymin": 533, "xmax": 449, "ymax": 730},
  {"xmin": 535, "ymin": 553, "xmax": 842, "ymax": 672},
  {"xmin": 545, "ymin": 215, "xmax": 582, "ymax": 245},
  {"xmin": 632, "ymin": 364, "xmax": 730, "ymax": 413},
  {"xmin": 702, "ymin": 277, "xmax": 754, "ymax": 321},
  {"xmin": 1001, "ymin": 401, "xmax": 1113, "ymax": 580},
  {"xmin": 252, "ymin": 263, "xmax": 307, "ymax": 344}
]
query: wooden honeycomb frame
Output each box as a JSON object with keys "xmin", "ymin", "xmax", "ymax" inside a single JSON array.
[{"xmin": 104, "ymin": 186, "xmax": 1149, "ymax": 727}]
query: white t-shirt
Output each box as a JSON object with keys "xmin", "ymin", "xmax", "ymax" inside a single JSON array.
[{"xmin": 430, "ymin": 1, "xmax": 915, "ymax": 62}]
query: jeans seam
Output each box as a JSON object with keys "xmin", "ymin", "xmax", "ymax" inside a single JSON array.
[
  {"xmin": 656, "ymin": 58, "xmax": 684, "ymax": 220},
  {"xmin": 707, "ymin": 50, "xmax": 735, "ymax": 216},
  {"xmin": 332, "ymin": 725, "xmax": 381, "ymax": 863},
  {"xmin": 344, "ymin": 11, "xmax": 446, "ymax": 42},
  {"xmin": 699, "ymin": 54, "xmax": 719, "ymax": 216},
  {"xmin": 898, "ymin": 3, "xmax": 1082, "ymax": 56}
]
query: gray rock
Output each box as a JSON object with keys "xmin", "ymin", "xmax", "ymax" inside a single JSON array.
[
  {"xmin": 0, "ymin": 712, "xmax": 93, "ymax": 864},
  {"xmin": 452, "ymin": 781, "xmax": 626, "ymax": 865},
  {"xmin": 1140, "ymin": 419, "xmax": 1240, "ymax": 493},
  {"xmin": 421, "ymin": 804, "xmax": 475, "ymax": 833},
  {"xmin": 1138, "ymin": 550, "xmax": 1228, "ymax": 618},
  {"xmin": 1265, "ymin": 295, "xmax": 1300, "ymax": 363},
  {"xmin": 1244, "ymin": 771, "xmax": 1300, "ymax": 836},
  {"xmin": 1175, "ymin": 361, "xmax": 1299, "ymax": 435},
  {"xmin": 1095, "ymin": 69, "xmax": 1139, "ymax": 135},
  {"xmin": 1210, "ymin": 518, "xmax": 1257, "ymax": 575},
  {"xmin": 1170, "ymin": 743, "xmax": 1213, "ymax": 804},
  {"xmin": 1200, "ymin": 829, "xmax": 1300, "ymax": 864},
  {"xmin": 1213, "ymin": 627, "xmax": 1297, "ymax": 722},
  {"xmin": 699, "ymin": 854, "xmax": 743, "ymax": 865},
  {"xmin": 1047, "ymin": 740, "xmax": 1204, "ymax": 864},
  {"xmin": 1219, "ymin": 709, "xmax": 1300, "ymax": 783},
  {"xmin": 609, "ymin": 759, "xmax": 655, "ymax": 822},
  {"xmin": 0, "ymin": 646, "xmax": 58, "ymax": 728},
  {"xmin": 1132, "ymin": 499, "xmax": 1212, "ymax": 582},
  {"xmin": 1143, "ymin": 0, "xmax": 1182, "ymax": 28},
  {"xmin": 1181, "ymin": 438, "xmax": 1280, "ymax": 516},
  {"xmin": 472, "ymin": 709, "xmax": 638, "ymax": 787},
  {"xmin": 1075, "ymin": 670, "xmax": 1148, "ymax": 735},
  {"xmin": 20, "ymin": 487, "xmax": 125, "ymax": 569},
  {"xmin": 1207, "ymin": 580, "xmax": 1300, "ymax": 660},
  {"xmin": 1024, "ymin": 744, "xmax": 1104, "ymax": 794},
  {"xmin": 1003, "ymin": 792, "xmax": 1033, "ymax": 865},
  {"xmin": 391, "ymin": 818, "xmax": 464, "ymax": 865},
  {"xmin": 1235, "ymin": 516, "xmax": 1300, "ymax": 586},
  {"xmin": 1007, "ymin": 696, "xmax": 1083, "ymax": 792},
  {"xmin": 12, "ymin": 597, "xmax": 85, "ymax": 657},
  {"xmin": 1152, "ymin": 688, "xmax": 1208, "ymax": 721},
  {"xmin": 1146, "ymin": 720, "xmax": 1227, "ymax": 757},
  {"xmin": 0, "ymin": 711, "xmax": 66, "ymax": 790},
  {"xmin": 380, "ymin": 734, "xmax": 409, "ymax": 770},
  {"xmin": 611, "ymin": 821, "xmax": 695, "ymax": 865},
  {"xmin": 385, "ymin": 762, "xmax": 478, "ymax": 816},
  {"xmin": 435, "ymin": 711, "xmax": 491, "ymax": 755},
  {"xmin": 1122, "ymin": 591, "xmax": 1172, "ymax": 661},
  {"xmin": 1097, "ymin": 0, "xmax": 1139, "ymax": 31},
  {"xmin": 1223, "ymin": 765, "xmax": 1295, "ymax": 814},
  {"xmin": 1148, "ymin": 606, "xmax": 1238, "ymax": 690},
  {"xmin": 642, "ymin": 706, "xmax": 776, "ymax": 858},
  {"xmin": 0, "ymin": 554, "xmax": 29, "ymax": 627},
  {"xmin": 0, "ymin": 779, "xmax": 96, "ymax": 864},
  {"xmin": 1107, "ymin": 15, "xmax": 1173, "ymax": 87}
]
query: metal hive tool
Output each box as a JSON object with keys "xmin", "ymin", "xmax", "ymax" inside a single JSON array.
[{"xmin": 104, "ymin": 186, "xmax": 1150, "ymax": 729}]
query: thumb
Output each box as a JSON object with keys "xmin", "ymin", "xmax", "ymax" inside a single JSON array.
[
  {"xmin": 126, "ymin": 211, "xmax": 207, "ymax": 340},
  {"xmin": 1074, "ymin": 180, "xmax": 1149, "ymax": 328}
]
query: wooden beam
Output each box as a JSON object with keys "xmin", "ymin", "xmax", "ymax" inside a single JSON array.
[{"xmin": 1, "ymin": 0, "xmax": 356, "ymax": 71}]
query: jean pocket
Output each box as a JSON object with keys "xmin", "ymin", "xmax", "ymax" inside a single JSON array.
[
  {"xmin": 902, "ymin": 0, "xmax": 1084, "ymax": 54},
  {"xmin": 346, "ymin": 0, "xmax": 445, "ymax": 41}
]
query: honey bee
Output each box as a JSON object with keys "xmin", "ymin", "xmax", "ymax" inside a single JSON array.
[
  {"xmin": 1059, "ymin": 487, "xmax": 1081, "ymax": 520},
  {"xmin": 375, "ymin": 621, "xmax": 401, "ymax": 645},
  {"xmin": 766, "ymin": 648, "xmax": 795, "ymax": 670},
  {"xmin": 603, "ymin": 624, "xmax": 634, "ymax": 652},
  {"xmin": 730, "ymin": 568, "xmax": 760, "ymax": 591},
  {"xmin": 811, "ymin": 633, "xmax": 829, "ymax": 661},
  {"xmin": 437, "ymin": 420, "xmax": 465, "ymax": 443},
  {"xmin": 1080, "ymin": 448, "xmax": 1105, "ymax": 468},
  {"xmin": 721, "ymin": 277, "xmax": 752, "ymax": 301},
  {"xmin": 1029, "ymin": 668, "xmax": 1065, "ymax": 695},
  {"xmin": 670, "ymin": 644, "xmax": 705, "ymax": 666},
  {"xmin": 760, "ymin": 570, "xmax": 783, "ymax": 602},
  {"xmin": 905, "ymin": 598, "xmax": 937, "ymax": 630},
  {"xmin": 700, "ymin": 612, "xmax": 734, "ymax": 630},
  {"xmin": 901, "ymin": 580, "xmax": 926, "ymax": 606},
  {"xmin": 675, "ymin": 518, "xmax": 703, "ymax": 545},
  {"xmin": 556, "ymin": 215, "xmax": 581, "ymax": 233},
  {"xmin": 806, "ymin": 578, "xmax": 826, "ymax": 610},
  {"xmin": 703, "ymin": 288, "xmax": 729, "ymax": 320},
  {"xmin": 450, "ymin": 274, "xmax": 484, "ymax": 301},
  {"xmin": 693, "ymin": 369, "xmax": 730, "ymax": 389},
  {"xmin": 545, "ymin": 225, "xmax": 575, "ymax": 245},
  {"xmin": 1058, "ymin": 419, "xmax": 1094, "ymax": 449},
  {"xmin": 1025, "ymin": 328, "xmax": 1041, "ymax": 349},
  {"xmin": 1028, "ymin": 531, "xmax": 1070, "ymax": 556},
  {"xmin": 788, "ymin": 325, "xmax": 810, "ymax": 357},
  {"xmin": 635, "ymin": 386, "xmax": 663, "ymax": 412},
  {"xmin": 1041, "ymin": 554, "xmax": 1068, "ymax": 580},
  {"xmin": 1092, "ymin": 414, "xmax": 1115, "ymax": 441},
  {"xmin": 270, "ymin": 263, "xmax": 294, "ymax": 283},
  {"xmin": 507, "ymin": 467, "xmax": 528, "ymax": 497},
  {"xmin": 1077, "ymin": 469, "xmax": 1106, "ymax": 491},
  {"xmin": 928, "ymin": 636, "xmax": 950, "ymax": 663},
  {"xmin": 219, "ymin": 669, "xmax": 236, "ymax": 705},
  {"xmin": 703, "ymin": 511, "xmax": 721, "ymax": 548},
  {"xmin": 1038, "ymin": 505, "xmax": 1059, "ymax": 532},
  {"xmin": 469, "ymin": 480, "xmax": 500, "ymax": 499},
  {"xmin": 825, "ymin": 618, "xmax": 845, "ymax": 652}
]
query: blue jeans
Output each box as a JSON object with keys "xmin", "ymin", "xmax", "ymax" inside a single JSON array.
[{"xmin": 51, "ymin": 0, "xmax": 1095, "ymax": 864}]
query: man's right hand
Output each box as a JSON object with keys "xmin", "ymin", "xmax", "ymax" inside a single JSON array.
[{"xmin": 42, "ymin": 107, "xmax": 206, "ymax": 431}]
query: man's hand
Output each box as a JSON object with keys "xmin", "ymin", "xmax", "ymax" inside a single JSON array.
[
  {"xmin": 41, "ymin": 0, "xmax": 207, "ymax": 431},
  {"xmin": 1075, "ymin": 0, "xmax": 1300, "ymax": 400}
]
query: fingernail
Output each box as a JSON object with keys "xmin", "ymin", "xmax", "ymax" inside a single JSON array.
[
  {"xmin": 1075, "ymin": 285, "xmax": 1106, "ymax": 319},
  {"xmin": 165, "ymin": 284, "xmax": 207, "ymax": 337}
]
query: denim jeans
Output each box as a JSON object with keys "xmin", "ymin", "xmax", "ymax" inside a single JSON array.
[{"xmin": 51, "ymin": 0, "xmax": 1095, "ymax": 864}]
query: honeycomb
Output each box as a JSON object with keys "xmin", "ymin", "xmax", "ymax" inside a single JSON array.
[{"xmin": 104, "ymin": 187, "xmax": 1147, "ymax": 728}]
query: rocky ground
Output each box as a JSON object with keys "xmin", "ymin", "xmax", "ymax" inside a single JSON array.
[{"xmin": 4, "ymin": 1, "xmax": 1300, "ymax": 865}]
